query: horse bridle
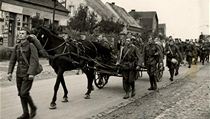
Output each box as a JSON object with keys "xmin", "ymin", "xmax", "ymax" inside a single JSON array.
[{"xmin": 36, "ymin": 28, "xmax": 67, "ymax": 52}]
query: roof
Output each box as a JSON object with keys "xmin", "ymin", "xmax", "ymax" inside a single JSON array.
[
  {"xmin": 106, "ymin": 2, "xmax": 142, "ymax": 29},
  {"xmin": 85, "ymin": 0, "xmax": 116, "ymax": 20},
  {"xmin": 129, "ymin": 11, "xmax": 158, "ymax": 20},
  {"xmin": 1, "ymin": 0, "xmax": 69, "ymax": 13}
]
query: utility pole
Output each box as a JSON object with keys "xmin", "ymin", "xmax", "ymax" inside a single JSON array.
[{"xmin": 52, "ymin": 0, "xmax": 57, "ymax": 30}]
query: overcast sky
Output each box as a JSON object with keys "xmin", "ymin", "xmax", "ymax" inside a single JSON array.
[{"xmin": 101, "ymin": 0, "xmax": 209, "ymax": 39}]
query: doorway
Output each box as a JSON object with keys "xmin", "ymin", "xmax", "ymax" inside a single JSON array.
[{"xmin": 8, "ymin": 13, "xmax": 16, "ymax": 47}]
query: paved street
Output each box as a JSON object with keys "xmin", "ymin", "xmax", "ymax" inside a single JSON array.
[
  {"xmin": 1, "ymin": 59, "xmax": 208, "ymax": 119},
  {"xmin": 96, "ymin": 63, "xmax": 210, "ymax": 119}
]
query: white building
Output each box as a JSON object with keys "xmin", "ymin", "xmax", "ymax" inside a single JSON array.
[{"xmin": 0, "ymin": 0, "xmax": 69, "ymax": 47}]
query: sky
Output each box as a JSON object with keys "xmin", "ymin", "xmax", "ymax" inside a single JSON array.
[{"xmin": 101, "ymin": 0, "xmax": 210, "ymax": 39}]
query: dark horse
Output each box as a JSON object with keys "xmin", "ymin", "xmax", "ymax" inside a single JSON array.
[{"xmin": 36, "ymin": 27, "xmax": 111, "ymax": 109}]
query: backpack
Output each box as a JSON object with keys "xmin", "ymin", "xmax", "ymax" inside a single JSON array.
[{"xmin": 20, "ymin": 43, "xmax": 43, "ymax": 76}]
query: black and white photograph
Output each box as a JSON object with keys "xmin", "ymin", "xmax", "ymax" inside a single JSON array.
[{"xmin": 0, "ymin": 0, "xmax": 209, "ymax": 119}]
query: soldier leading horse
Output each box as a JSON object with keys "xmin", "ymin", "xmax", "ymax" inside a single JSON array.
[{"xmin": 36, "ymin": 27, "xmax": 111, "ymax": 109}]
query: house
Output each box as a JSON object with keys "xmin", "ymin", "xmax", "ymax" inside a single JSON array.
[
  {"xmin": 158, "ymin": 23, "xmax": 166, "ymax": 37},
  {"xmin": 65, "ymin": 0, "xmax": 117, "ymax": 21},
  {"xmin": 105, "ymin": 2, "xmax": 142, "ymax": 34},
  {"xmin": 0, "ymin": 0, "xmax": 69, "ymax": 47},
  {"xmin": 129, "ymin": 10, "xmax": 158, "ymax": 36}
]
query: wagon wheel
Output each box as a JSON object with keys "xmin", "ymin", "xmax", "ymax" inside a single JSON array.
[
  {"xmin": 156, "ymin": 63, "xmax": 164, "ymax": 82},
  {"xmin": 94, "ymin": 73, "xmax": 109, "ymax": 89}
]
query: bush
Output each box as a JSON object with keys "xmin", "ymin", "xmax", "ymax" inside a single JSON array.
[{"xmin": 0, "ymin": 46, "xmax": 14, "ymax": 61}]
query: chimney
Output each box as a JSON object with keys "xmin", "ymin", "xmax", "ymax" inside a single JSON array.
[
  {"xmin": 111, "ymin": 2, "xmax": 115, "ymax": 5},
  {"xmin": 131, "ymin": 9, "xmax": 135, "ymax": 12}
]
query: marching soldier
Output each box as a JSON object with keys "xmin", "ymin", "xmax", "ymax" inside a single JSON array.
[
  {"xmin": 185, "ymin": 39, "xmax": 194, "ymax": 68},
  {"xmin": 200, "ymin": 40, "xmax": 210, "ymax": 64},
  {"xmin": 174, "ymin": 38, "xmax": 183, "ymax": 75},
  {"xmin": 7, "ymin": 27, "xmax": 38, "ymax": 119},
  {"xmin": 165, "ymin": 38, "xmax": 182, "ymax": 81},
  {"xmin": 144, "ymin": 36, "xmax": 163, "ymax": 90},
  {"xmin": 118, "ymin": 37, "xmax": 141, "ymax": 99}
]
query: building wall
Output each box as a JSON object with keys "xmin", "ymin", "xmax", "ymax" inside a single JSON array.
[
  {"xmin": 0, "ymin": 2, "xmax": 69, "ymax": 47},
  {"xmin": 1, "ymin": 2, "xmax": 68, "ymax": 26},
  {"xmin": 158, "ymin": 24, "xmax": 166, "ymax": 36}
]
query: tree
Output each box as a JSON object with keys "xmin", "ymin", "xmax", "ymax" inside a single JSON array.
[
  {"xmin": 68, "ymin": 5, "xmax": 98, "ymax": 34},
  {"xmin": 97, "ymin": 19, "xmax": 124, "ymax": 34},
  {"xmin": 86, "ymin": 12, "xmax": 98, "ymax": 34},
  {"xmin": 68, "ymin": 5, "xmax": 123, "ymax": 35}
]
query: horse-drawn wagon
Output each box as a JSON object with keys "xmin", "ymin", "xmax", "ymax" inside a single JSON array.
[
  {"xmin": 93, "ymin": 54, "xmax": 164, "ymax": 89},
  {"xmin": 34, "ymin": 26, "xmax": 164, "ymax": 109}
]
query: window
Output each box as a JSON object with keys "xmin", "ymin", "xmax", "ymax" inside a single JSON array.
[
  {"xmin": 22, "ymin": 15, "xmax": 30, "ymax": 27},
  {"xmin": 54, "ymin": 20, "xmax": 59, "ymax": 27},
  {"xmin": 44, "ymin": 18, "xmax": 50, "ymax": 26}
]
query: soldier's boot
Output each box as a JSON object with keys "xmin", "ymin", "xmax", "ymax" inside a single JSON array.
[
  {"xmin": 131, "ymin": 82, "xmax": 136, "ymax": 97},
  {"xmin": 123, "ymin": 92, "xmax": 130, "ymax": 99},
  {"xmin": 19, "ymin": 98, "xmax": 30, "ymax": 119},
  {"xmin": 175, "ymin": 67, "xmax": 179, "ymax": 76},
  {"xmin": 175, "ymin": 64, "xmax": 179, "ymax": 76},
  {"xmin": 153, "ymin": 80, "xmax": 157, "ymax": 90},
  {"xmin": 17, "ymin": 113, "xmax": 30, "ymax": 119},
  {"xmin": 27, "ymin": 96, "xmax": 37, "ymax": 118},
  {"xmin": 148, "ymin": 78, "xmax": 154, "ymax": 90},
  {"xmin": 188, "ymin": 61, "xmax": 192, "ymax": 68},
  {"xmin": 195, "ymin": 58, "xmax": 197, "ymax": 64},
  {"xmin": 202, "ymin": 60, "xmax": 204, "ymax": 65},
  {"xmin": 175, "ymin": 71, "xmax": 179, "ymax": 76},
  {"xmin": 169, "ymin": 69, "xmax": 174, "ymax": 81}
]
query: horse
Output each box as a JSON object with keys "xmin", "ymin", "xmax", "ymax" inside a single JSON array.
[{"xmin": 36, "ymin": 26, "xmax": 112, "ymax": 109}]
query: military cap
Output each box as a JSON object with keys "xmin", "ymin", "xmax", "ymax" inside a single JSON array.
[{"xmin": 21, "ymin": 27, "xmax": 30, "ymax": 34}]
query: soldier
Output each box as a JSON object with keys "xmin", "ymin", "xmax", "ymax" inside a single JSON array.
[
  {"xmin": 116, "ymin": 32, "xmax": 126, "ymax": 64},
  {"xmin": 144, "ymin": 37, "xmax": 163, "ymax": 90},
  {"xmin": 97, "ymin": 34, "xmax": 111, "ymax": 50},
  {"xmin": 7, "ymin": 27, "xmax": 38, "ymax": 119},
  {"xmin": 174, "ymin": 38, "xmax": 183, "ymax": 75},
  {"xmin": 165, "ymin": 38, "xmax": 182, "ymax": 81},
  {"xmin": 199, "ymin": 32, "xmax": 204, "ymax": 43},
  {"xmin": 185, "ymin": 39, "xmax": 194, "ymax": 68},
  {"xmin": 119, "ymin": 37, "xmax": 141, "ymax": 99},
  {"xmin": 200, "ymin": 40, "xmax": 210, "ymax": 64}
]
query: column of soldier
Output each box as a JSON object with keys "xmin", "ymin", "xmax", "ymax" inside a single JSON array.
[
  {"xmin": 113, "ymin": 33, "xmax": 210, "ymax": 99},
  {"xmin": 74, "ymin": 33, "xmax": 210, "ymax": 99},
  {"xmin": 61, "ymin": 32, "xmax": 209, "ymax": 99}
]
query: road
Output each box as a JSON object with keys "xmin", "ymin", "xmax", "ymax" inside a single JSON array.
[
  {"xmin": 95, "ymin": 63, "xmax": 210, "ymax": 119},
  {"xmin": 0, "ymin": 60, "xmax": 209, "ymax": 119}
]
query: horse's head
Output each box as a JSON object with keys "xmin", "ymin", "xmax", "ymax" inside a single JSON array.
[
  {"xmin": 36, "ymin": 26, "xmax": 51, "ymax": 49},
  {"xmin": 35, "ymin": 26, "xmax": 66, "ymax": 56}
]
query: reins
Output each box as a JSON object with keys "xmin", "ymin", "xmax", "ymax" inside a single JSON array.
[{"xmin": 45, "ymin": 42, "xmax": 66, "ymax": 52}]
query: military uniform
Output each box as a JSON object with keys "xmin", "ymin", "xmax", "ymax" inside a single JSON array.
[
  {"xmin": 165, "ymin": 43, "xmax": 182, "ymax": 81},
  {"xmin": 174, "ymin": 41, "xmax": 184, "ymax": 74},
  {"xmin": 200, "ymin": 42, "xmax": 210, "ymax": 64},
  {"xmin": 8, "ymin": 40, "xmax": 38, "ymax": 119},
  {"xmin": 120, "ymin": 43, "xmax": 141, "ymax": 99},
  {"xmin": 144, "ymin": 41, "xmax": 163, "ymax": 90},
  {"xmin": 185, "ymin": 43, "xmax": 194, "ymax": 68}
]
